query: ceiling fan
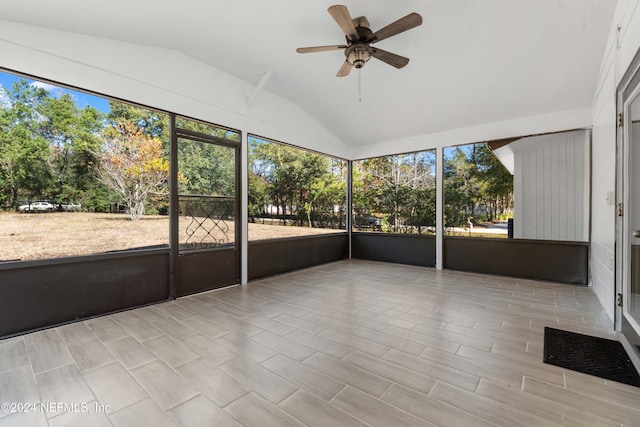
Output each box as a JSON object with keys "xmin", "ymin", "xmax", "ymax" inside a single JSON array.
[{"xmin": 296, "ymin": 5, "xmax": 423, "ymax": 77}]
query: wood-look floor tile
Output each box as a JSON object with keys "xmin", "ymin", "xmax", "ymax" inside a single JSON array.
[
  {"xmin": 151, "ymin": 318, "xmax": 199, "ymax": 341},
  {"xmin": 384, "ymin": 348, "xmax": 480, "ymax": 391},
  {"xmin": 192, "ymin": 344, "xmax": 239, "ymax": 366},
  {"xmin": 456, "ymin": 345, "xmax": 564, "ymax": 386},
  {"xmin": 114, "ymin": 317, "xmax": 163, "ymax": 342},
  {"xmin": 299, "ymin": 312, "xmax": 356, "ymax": 333},
  {"xmin": 331, "ymin": 386, "xmax": 431, "ymax": 427},
  {"xmin": 0, "ymin": 366, "xmax": 40, "ymax": 419},
  {"xmin": 218, "ymin": 357, "xmax": 298, "ymax": 404},
  {"xmin": 564, "ymin": 372, "xmax": 640, "ymax": 409},
  {"xmin": 23, "ymin": 328, "xmax": 61, "ymax": 347},
  {"xmin": 476, "ymin": 379, "xmax": 620, "ymax": 427},
  {"xmin": 169, "ymin": 395, "xmax": 241, "ymax": 427},
  {"xmin": 55, "ymin": 323, "xmax": 94, "ymax": 345},
  {"xmin": 523, "ymin": 377, "xmax": 640, "ymax": 425},
  {"xmin": 130, "ymin": 360, "xmax": 199, "ymax": 411},
  {"xmin": 343, "ymin": 350, "xmax": 436, "ymax": 395},
  {"xmin": 351, "ymin": 326, "xmax": 425, "ymax": 356},
  {"xmin": 423, "ymin": 348, "xmax": 523, "ymax": 389},
  {"xmin": 261, "ymin": 354, "xmax": 346, "ymax": 401},
  {"xmin": 284, "ymin": 329, "xmax": 352, "ymax": 359},
  {"xmin": 0, "ymin": 410, "xmax": 48, "ymax": 427},
  {"xmin": 177, "ymin": 359, "xmax": 250, "ymax": 407},
  {"xmin": 250, "ymin": 331, "xmax": 315, "ymax": 361},
  {"xmin": 155, "ymin": 303, "xmax": 198, "ymax": 322},
  {"xmin": 0, "ymin": 339, "xmax": 28, "ymax": 373},
  {"xmin": 382, "ymin": 325, "xmax": 461, "ymax": 353},
  {"xmin": 279, "ymin": 389, "xmax": 367, "ymax": 427},
  {"xmin": 27, "ymin": 339, "xmax": 74, "ymax": 374},
  {"xmin": 413, "ymin": 323, "xmax": 494, "ymax": 352},
  {"xmin": 179, "ymin": 334, "xmax": 215, "ymax": 351},
  {"xmin": 272, "ymin": 313, "xmax": 327, "ymax": 334},
  {"xmin": 215, "ymin": 332, "xmax": 277, "ymax": 363},
  {"xmin": 207, "ymin": 300, "xmax": 253, "ymax": 319},
  {"xmin": 66, "ymin": 337, "xmax": 115, "ymax": 372},
  {"xmin": 187, "ymin": 316, "xmax": 230, "ymax": 338},
  {"xmin": 262, "ymin": 301, "xmax": 307, "ymax": 317},
  {"xmin": 5, "ymin": 260, "xmax": 629, "ymax": 426},
  {"xmin": 429, "ymin": 381, "xmax": 564, "ymax": 427},
  {"xmin": 142, "ymin": 335, "xmax": 198, "ymax": 368},
  {"xmin": 86, "ymin": 318, "xmax": 129, "ymax": 343},
  {"xmin": 131, "ymin": 306, "xmax": 167, "ymax": 323},
  {"xmin": 48, "ymin": 400, "xmax": 113, "ymax": 427},
  {"xmin": 318, "ymin": 328, "xmax": 390, "ymax": 357},
  {"xmin": 243, "ymin": 315, "xmax": 294, "ymax": 336},
  {"xmin": 381, "ymin": 383, "xmax": 494, "ymax": 427},
  {"xmin": 104, "ymin": 336, "xmax": 157, "ymax": 370},
  {"xmin": 83, "ymin": 362, "xmax": 148, "ymax": 413},
  {"xmin": 302, "ymin": 352, "xmax": 391, "ymax": 398},
  {"xmin": 224, "ymin": 392, "xmax": 304, "ymax": 427},
  {"xmin": 109, "ymin": 398, "xmax": 177, "ymax": 427},
  {"xmin": 36, "ymin": 364, "xmax": 94, "ymax": 418}
]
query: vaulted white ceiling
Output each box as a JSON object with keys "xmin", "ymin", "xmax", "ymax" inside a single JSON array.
[{"xmin": 0, "ymin": 0, "xmax": 616, "ymax": 150}]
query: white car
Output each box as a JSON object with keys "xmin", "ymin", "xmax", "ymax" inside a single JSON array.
[
  {"xmin": 18, "ymin": 201, "xmax": 55, "ymax": 213},
  {"xmin": 60, "ymin": 202, "xmax": 81, "ymax": 211}
]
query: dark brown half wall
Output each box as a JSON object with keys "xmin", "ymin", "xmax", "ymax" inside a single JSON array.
[
  {"xmin": 0, "ymin": 251, "xmax": 169, "ymax": 338},
  {"xmin": 248, "ymin": 233, "xmax": 348, "ymax": 280},
  {"xmin": 443, "ymin": 237, "xmax": 588, "ymax": 285},
  {"xmin": 176, "ymin": 248, "xmax": 238, "ymax": 296},
  {"xmin": 351, "ymin": 233, "xmax": 436, "ymax": 267}
]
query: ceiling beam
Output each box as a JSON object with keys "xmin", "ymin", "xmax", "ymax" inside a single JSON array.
[{"xmin": 247, "ymin": 69, "xmax": 274, "ymax": 109}]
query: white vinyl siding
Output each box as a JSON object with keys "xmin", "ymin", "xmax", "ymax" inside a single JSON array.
[{"xmin": 513, "ymin": 130, "xmax": 589, "ymax": 242}]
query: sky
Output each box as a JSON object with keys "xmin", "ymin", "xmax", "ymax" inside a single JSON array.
[{"xmin": 0, "ymin": 69, "xmax": 110, "ymax": 113}]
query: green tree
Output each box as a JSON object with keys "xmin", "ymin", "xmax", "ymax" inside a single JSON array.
[
  {"xmin": 39, "ymin": 94, "xmax": 104, "ymax": 207},
  {"xmin": 93, "ymin": 123, "xmax": 170, "ymax": 220},
  {"xmin": 248, "ymin": 138, "xmax": 345, "ymax": 228},
  {"xmin": 0, "ymin": 80, "xmax": 51, "ymax": 208},
  {"xmin": 354, "ymin": 151, "xmax": 435, "ymax": 233}
]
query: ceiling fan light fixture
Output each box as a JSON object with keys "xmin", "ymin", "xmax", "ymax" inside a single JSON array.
[{"xmin": 346, "ymin": 44, "xmax": 371, "ymax": 69}]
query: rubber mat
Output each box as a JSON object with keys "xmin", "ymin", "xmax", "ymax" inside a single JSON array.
[{"xmin": 543, "ymin": 327, "xmax": 640, "ymax": 387}]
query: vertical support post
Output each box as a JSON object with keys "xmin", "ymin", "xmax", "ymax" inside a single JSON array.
[
  {"xmin": 436, "ymin": 146, "xmax": 444, "ymax": 270},
  {"xmin": 241, "ymin": 133, "xmax": 249, "ymax": 284},
  {"xmin": 169, "ymin": 114, "xmax": 178, "ymax": 299},
  {"xmin": 347, "ymin": 160, "xmax": 353, "ymax": 258}
]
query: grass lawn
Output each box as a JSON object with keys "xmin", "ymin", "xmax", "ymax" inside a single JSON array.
[{"xmin": 0, "ymin": 212, "xmax": 343, "ymax": 262}]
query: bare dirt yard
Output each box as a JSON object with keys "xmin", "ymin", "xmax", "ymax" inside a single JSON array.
[{"xmin": 0, "ymin": 212, "xmax": 343, "ymax": 262}]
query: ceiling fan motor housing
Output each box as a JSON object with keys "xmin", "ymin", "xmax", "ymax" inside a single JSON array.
[{"xmin": 346, "ymin": 43, "xmax": 371, "ymax": 68}]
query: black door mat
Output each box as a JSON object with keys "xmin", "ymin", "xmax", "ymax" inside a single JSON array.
[{"xmin": 543, "ymin": 327, "xmax": 640, "ymax": 387}]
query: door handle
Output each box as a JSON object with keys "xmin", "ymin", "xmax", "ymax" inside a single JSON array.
[{"xmin": 634, "ymin": 230, "xmax": 640, "ymax": 238}]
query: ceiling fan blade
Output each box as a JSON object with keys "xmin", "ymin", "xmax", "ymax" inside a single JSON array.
[
  {"xmin": 328, "ymin": 5, "xmax": 359, "ymax": 41},
  {"xmin": 368, "ymin": 12, "xmax": 422, "ymax": 43},
  {"xmin": 336, "ymin": 61, "xmax": 353, "ymax": 77},
  {"xmin": 296, "ymin": 45, "xmax": 347, "ymax": 53},
  {"xmin": 352, "ymin": 16, "xmax": 369, "ymax": 29},
  {"xmin": 371, "ymin": 48, "xmax": 410, "ymax": 68}
]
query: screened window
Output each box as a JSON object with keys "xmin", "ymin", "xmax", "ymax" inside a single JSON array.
[
  {"xmin": 443, "ymin": 143, "xmax": 513, "ymax": 238},
  {"xmin": 352, "ymin": 150, "xmax": 436, "ymax": 234},
  {"xmin": 248, "ymin": 136, "xmax": 347, "ymax": 240},
  {"xmin": 0, "ymin": 71, "xmax": 170, "ymax": 261}
]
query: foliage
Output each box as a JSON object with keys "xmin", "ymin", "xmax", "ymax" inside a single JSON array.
[
  {"xmin": 248, "ymin": 137, "xmax": 346, "ymax": 228},
  {"xmin": 0, "ymin": 80, "xmax": 105, "ymax": 209},
  {"xmin": 443, "ymin": 143, "xmax": 513, "ymax": 227},
  {"xmin": 92, "ymin": 123, "xmax": 169, "ymax": 220},
  {"xmin": 353, "ymin": 151, "xmax": 436, "ymax": 234},
  {"xmin": 0, "ymin": 74, "xmax": 513, "ymax": 232}
]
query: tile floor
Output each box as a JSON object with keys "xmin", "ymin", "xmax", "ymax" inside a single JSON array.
[{"xmin": 1, "ymin": 259, "xmax": 639, "ymax": 426}]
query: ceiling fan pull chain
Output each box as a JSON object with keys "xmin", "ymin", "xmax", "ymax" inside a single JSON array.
[{"xmin": 358, "ymin": 68, "xmax": 362, "ymax": 102}]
